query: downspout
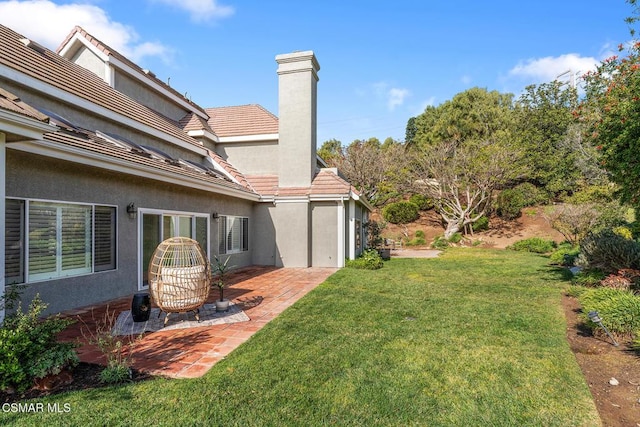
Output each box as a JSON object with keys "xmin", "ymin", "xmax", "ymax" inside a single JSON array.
[
  {"xmin": 337, "ymin": 197, "xmax": 345, "ymax": 267},
  {"xmin": 348, "ymin": 198, "xmax": 356, "ymax": 260}
]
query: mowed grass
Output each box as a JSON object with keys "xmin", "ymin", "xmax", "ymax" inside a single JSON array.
[{"xmin": 7, "ymin": 249, "xmax": 600, "ymax": 426}]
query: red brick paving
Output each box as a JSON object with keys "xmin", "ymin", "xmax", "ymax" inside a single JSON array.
[{"xmin": 57, "ymin": 266, "xmax": 336, "ymax": 378}]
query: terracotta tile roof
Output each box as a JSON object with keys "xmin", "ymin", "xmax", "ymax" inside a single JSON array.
[
  {"xmin": 57, "ymin": 26, "xmax": 208, "ymax": 117},
  {"xmin": 179, "ymin": 112, "xmax": 215, "ymax": 134},
  {"xmin": 206, "ymin": 149, "xmax": 251, "ymax": 189},
  {"xmin": 0, "ymin": 25, "xmax": 202, "ymax": 149},
  {"xmin": 0, "ymin": 86, "xmax": 49, "ymax": 122},
  {"xmin": 40, "ymin": 130, "xmax": 256, "ymax": 197},
  {"xmin": 206, "ymin": 104, "xmax": 278, "ymax": 138},
  {"xmin": 245, "ymin": 169, "xmax": 361, "ymax": 198}
]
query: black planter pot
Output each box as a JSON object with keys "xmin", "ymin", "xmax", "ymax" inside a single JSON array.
[
  {"xmin": 131, "ymin": 293, "xmax": 151, "ymax": 322},
  {"xmin": 378, "ymin": 248, "xmax": 391, "ymax": 261}
]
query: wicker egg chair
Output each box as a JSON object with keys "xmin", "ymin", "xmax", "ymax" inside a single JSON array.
[{"xmin": 148, "ymin": 237, "xmax": 211, "ymax": 326}]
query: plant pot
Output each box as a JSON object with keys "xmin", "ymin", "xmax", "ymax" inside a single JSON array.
[{"xmin": 215, "ymin": 299, "xmax": 230, "ymax": 312}]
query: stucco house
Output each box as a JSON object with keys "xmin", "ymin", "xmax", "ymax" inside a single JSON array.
[{"xmin": 0, "ymin": 24, "xmax": 370, "ymax": 318}]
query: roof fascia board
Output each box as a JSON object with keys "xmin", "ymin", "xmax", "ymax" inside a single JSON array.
[
  {"xmin": 188, "ymin": 129, "xmax": 219, "ymax": 143},
  {"xmin": 0, "ymin": 109, "xmax": 57, "ymax": 140},
  {"xmin": 0, "ymin": 64, "xmax": 208, "ymax": 157},
  {"xmin": 58, "ymin": 34, "xmax": 110, "ymax": 62},
  {"xmin": 9, "ymin": 140, "xmax": 259, "ymax": 201},
  {"xmin": 218, "ymin": 133, "xmax": 279, "ymax": 143}
]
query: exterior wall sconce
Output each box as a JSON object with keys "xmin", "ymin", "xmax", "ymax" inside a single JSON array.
[
  {"xmin": 127, "ymin": 202, "xmax": 137, "ymax": 220},
  {"xmin": 588, "ymin": 311, "xmax": 618, "ymax": 346},
  {"xmin": 212, "ymin": 212, "xmax": 219, "ymax": 220}
]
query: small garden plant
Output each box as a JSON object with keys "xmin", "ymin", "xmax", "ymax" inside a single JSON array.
[
  {"xmin": 345, "ymin": 249, "xmax": 384, "ymax": 269},
  {"xmin": 0, "ymin": 293, "xmax": 78, "ymax": 392}
]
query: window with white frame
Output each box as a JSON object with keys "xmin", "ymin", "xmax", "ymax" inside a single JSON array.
[
  {"xmin": 218, "ymin": 215, "xmax": 248, "ymax": 254},
  {"xmin": 4, "ymin": 199, "xmax": 117, "ymax": 283}
]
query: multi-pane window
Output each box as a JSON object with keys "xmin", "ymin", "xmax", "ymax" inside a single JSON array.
[
  {"xmin": 218, "ymin": 216, "xmax": 248, "ymax": 254},
  {"xmin": 4, "ymin": 199, "xmax": 117, "ymax": 283}
]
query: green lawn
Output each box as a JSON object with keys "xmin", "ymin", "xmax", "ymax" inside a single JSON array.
[{"xmin": 6, "ymin": 249, "xmax": 600, "ymax": 426}]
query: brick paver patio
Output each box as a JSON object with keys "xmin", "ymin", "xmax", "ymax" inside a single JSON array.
[{"xmin": 57, "ymin": 266, "xmax": 336, "ymax": 379}]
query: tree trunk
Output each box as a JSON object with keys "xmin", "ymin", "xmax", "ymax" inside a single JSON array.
[{"xmin": 443, "ymin": 221, "xmax": 462, "ymax": 240}]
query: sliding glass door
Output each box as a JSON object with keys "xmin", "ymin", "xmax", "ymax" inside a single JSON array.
[{"xmin": 140, "ymin": 211, "xmax": 209, "ymax": 289}]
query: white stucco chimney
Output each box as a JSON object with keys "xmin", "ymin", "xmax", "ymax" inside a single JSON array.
[{"xmin": 276, "ymin": 51, "xmax": 320, "ymax": 188}]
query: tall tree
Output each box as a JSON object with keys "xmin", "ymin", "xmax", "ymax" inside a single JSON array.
[
  {"xmin": 514, "ymin": 82, "xmax": 582, "ymax": 196},
  {"xmin": 581, "ymin": 1, "xmax": 640, "ymax": 208},
  {"xmin": 412, "ymin": 136, "xmax": 521, "ymax": 239},
  {"xmin": 317, "ymin": 138, "xmax": 343, "ymax": 165}
]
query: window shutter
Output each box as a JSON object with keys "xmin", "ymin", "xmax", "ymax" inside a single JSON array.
[
  {"xmin": 61, "ymin": 204, "xmax": 92, "ymax": 273},
  {"xmin": 28, "ymin": 203, "xmax": 58, "ymax": 280},
  {"xmin": 94, "ymin": 206, "xmax": 116, "ymax": 272},
  {"xmin": 242, "ymin": 218, "xmax": 249, "ymax": 252},
  {"xmin": 5, "ymin": 199, "xmax": 24, "ymax": 283},
  {"xmin": 218, "ymin": 216, "xmax": 227, "ymax": 254}
]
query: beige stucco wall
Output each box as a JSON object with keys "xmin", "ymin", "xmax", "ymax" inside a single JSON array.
[
  {"xmin": 251, "ymin": 203, "xmax": 277, "ymax": 265},
  {"xmin": 69, "ymin": 47, "xmax": 106, "ymax": 81},
  {"xmin": 273, "ymin": 201, "xmax": 310, "ymax": 267},
  {"xmin": 311, "ymin": 201, "xmax": 338, "ymax": 267},
  {"xmin": 6, "ymin": 150, "xmax": 254, "ymax": 315},
  {"xmin": 113, "ymin": 71, "xmax": 189, "ymax": 122},
  {"xmin": 216, "ymin": 141, "xmax": 280, "ymax": 175}
]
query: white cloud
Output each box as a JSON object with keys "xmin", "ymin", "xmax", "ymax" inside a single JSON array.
[
  {"xmin": 508, "ymin": 53, "xmax": 600, "ymax": 83},
  {"xmin": 0, "ymin": 0, "xmax": 172, "ymax": 63},
  {"xmin": 149, "ymin": 0, "xmax": 234, "ymax": 22},
  {"xmin": 460, "ymin": 74, "xmax": 472, "ymax": 85},
  {"xmin": 373, "ymin": 82, "xmax": 411, "ymax": 111},
  {"xmin": 414, "ymin": 97, "xmax": 436, "ymax": 115}
]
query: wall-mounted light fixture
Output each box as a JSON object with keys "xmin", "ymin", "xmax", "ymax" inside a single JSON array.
[
  {"xmin": 127, "ymin": 202, "xmax": 137, "ymax": 220},
  {"xmin": 212, "ymin": 212, "xmax": 219, "ymax": 220},
  {"xmin": 588, "ymin": 311, "xmax": 618, "ymax": 346}
]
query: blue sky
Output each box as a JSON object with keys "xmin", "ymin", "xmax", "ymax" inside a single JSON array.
[{"xmin": 0, "ymin": 1, "xmax": 633, "ymax": 145}]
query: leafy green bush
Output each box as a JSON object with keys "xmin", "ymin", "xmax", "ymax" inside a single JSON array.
[
  {"xmin": 566, "ymin": 184, "xmax": 616, "ymax": 204},
  {"xmin": 572, "ymin": 269, "xmax": 606, "ymax": 287},
  {"xmin": 579, "ymin": 287, "xmax": 640, "ymax": 337},
  {"xmin": 382, "ymin": 201, "xmax": 420, "ymax": 224},
  {"xmin": 566, "ymin": 285, "xmax": 588, "ymax": 298},
  {"xmin": 408, "ymin": 194, "xmax": 434, "ymax": 211},
  {"xmin": 496, "ymin": 188, "xmax": 525, "ymax": 220},
  {"xmin": 100, "ymin": 365, "xmax": 131, "ymax": 384},
  {"xmin": 577, "ymin": 230, "xmax": 640, "ymax": 274},
  {"xmin": 472, "ymin": 216, "xmax": 490, "ymax": 232},
  {"xmin": 346, "ymin": 249, "xmax": 384, "ymax": 270},
  {"xmin": 497, "ymin": 183, "xmax": 549, "ymax": 220},
  {"xmin": 513, "ymin": 182, "xmax": 550, "ymax": 206},
  {"xmin": 431, "ymin": 236, "xmax": 449, "ymax": 250},
  {"xmin": 508, "ymin": 237, "xmax": 556, "ymax": 254},
  {"xmin": 613, "ymin": 225, "xmax": 633, "ymax": 240},
  {"xmin": 0, "ymin": 295, "xmax": 78, "ymax": 392},
  {"xmin": 448, "ymin": 232, "xmax": 463, "ymax": 244},
  {"xmin": 406, "ymin": 230, "xmax": 426, "ymax": 246},
  {"xmin": 549, "ymin": 243, "xmax": 580, "ymax": 265}
]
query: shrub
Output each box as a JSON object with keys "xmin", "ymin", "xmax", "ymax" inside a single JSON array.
[
  {"xmin": 382, "ymin": 201, "xmax": 420, "ymax": 224},
  {"xmin": 406, "ymin": 230, "xmax": 426, "ymax": 246},
  {"xmin": 513, "ymin": 182, "xmax": 549, "ymax": 206},
  {"xmin": 613, "ymin": 226, "xmax": 633, "ymax": 240},
  {"xmin": 509, "ymin": 237, "xmax": 556, "ymax": 254},
  {"xmin": 431, "ymin": 236, "xmax": 449, "ymax": 250},
  {"xmin": 472, "ymin": 216, "xmax": 490, "ymax": 232},
  {"xmin": 579, "ymin": 287, "xmax": 640, "ymax": 337},
  {"xmin": 80, "ymin": 307, "xmax": 141, "ymax": 385},
  {"xmin": 566, "ymin": 184, "xmax": 616, "ymax": 204},
  {"xmin": 408, "ymin": 194, "xmax": 434, "ymax": 211},
  {"xmin": 346, "ymin": 249, "xmax": 384, "ymax": 270},
  {"xmin": 544, "ymin": 204, "xmax": 601, "ymax": 246},
  {"xmin": 572, "ymin": 269, "xmax": 606, "ymax": 287},
  {"xmin": 576, "ymin": 230, "xmax": 640, "ymax": 274},
  {"xmin": 448, "ymin": 232, "xmax": 463, "ymax": 244},
  {"xmin": 549, "ymin": 243, "xmax": 580, "ymax": 265},
  {"xmin": 0, "ymin": 295, "xmax": 78, "ymax": 392},
  {"xmin": 496, "ymin": 188, "xmax": 525, "ymax": 220}
]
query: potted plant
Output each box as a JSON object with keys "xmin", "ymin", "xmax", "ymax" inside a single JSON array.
[{"xmin": 213, "ymin": 255, "xmax": 231, "ymax": 312}]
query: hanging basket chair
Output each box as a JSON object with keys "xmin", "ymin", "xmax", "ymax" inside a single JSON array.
[{"xmin": 148, "ymin": 237, "xmax": 211, "ymax": 326}]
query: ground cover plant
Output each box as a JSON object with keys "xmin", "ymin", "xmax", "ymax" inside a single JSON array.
[{"xmin": 7, "ymin": 250, "xmax": 599, "ymax": 426}]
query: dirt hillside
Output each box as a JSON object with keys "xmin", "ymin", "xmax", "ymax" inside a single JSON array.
[{"xmin": 374, "ymin": 206, "xmax": 565, "ymax": 248}]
